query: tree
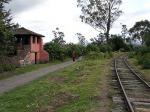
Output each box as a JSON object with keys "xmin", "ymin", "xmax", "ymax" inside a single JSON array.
[
  {"xmin": 110, "ymin": 34, "xmax": 128, "ymax": 51},
  {"xmin": 44, "ymin": 42, "xmax": 64, "ymax": 61},
  {"xmin": 121, "ymin": 24, "xmax": 128, "ymax": 42},
  {"xmin": 44, "ymin": 28, "xmax": 66, "ymax": 61},
  {"xmin": 129, "ymin": 20, "xmax": 150, "ymax": 45},
  {"xmin": 143, "ymin": 32, "xmax": 150, "ymax": 47},
  {"xmin": 76, "ymin": 33, "xmax": 87, "ymax": 46},
  {"xmin": 52, "ymin": 28, "xmax": 66, "ymax": 47},
  {"xmin": 86, "ymin": 43, "xmax": 100, "ymax": 52},
  {"xmin": 0, "ymin": 0, "xmax": 17, "ymax": 56},
  {"xmin": 77, "ymin": 0, "xmax": 122, "ymax": 42},
  {"xmin": 90, "ymin": 33, "xmax": 106, "ymax": 44}
]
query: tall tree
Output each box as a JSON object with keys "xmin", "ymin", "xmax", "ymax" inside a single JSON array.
[
  {"xmin": 121, "ymin": 24, "xmax": 128, "ymax": 42},
  {"xmin": 76, "ymin": 33, "xmax": 87, "ymax": 46},
  {"xmin": 77, "ymin": 0, "xmax": 122, "ymax": 42},
  {"xmin": 0, "ymin": 0, "xmax": 16, "ymax": 55},
  {"xmin": 52, "ymin": 27, "xmax": 66, "ymax": 47},
  {"xmin": 143, "ymin": 32, "xmax": 150, "ymax": 47},
  {"xmin": 110, "ymin": 34, "xmax": 127, "ymax": 51},
  {"xmin": 44, "ymin": 28, "xmax": 66, "ymax": 61},
  {"xmin": 90, "ymin": 33, "xmax": 106, "ymax": 44},
  {"xmin": 129, "ymin": 20, "xmax": 150, "ymax": 45}
]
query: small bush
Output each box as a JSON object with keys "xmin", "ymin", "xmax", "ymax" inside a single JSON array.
[
  {"xmin": 138, "ymin": 53, "xmax": 150, "ymax": 69},
  {"xmin": 0, "ymin": 64, "xmax": 15, "ymax": 73},
  {"xmin": 99, "ymin": 44, "xmax": 112, "ymax": 53},
  {"xmin": 86, "ymin": 44, "xmax": 100, "ymax": 53},
  {"xmin": 84, "ymin": 52, "xmax": 104, "ymax": 60},
  {"xmin": 128, "ymin": 52, "xmax": 135, "ymax": 58},
  {"xmin": 109, "ymin": 35, "xmax": 128, "ymax": 51},
  {"xmin": 104, "ymin": 52, "xmax": 113, "ymax": 59},
  {"xmin": 136, "ymin": 46, "xmax": 150, "ymax": 55}
]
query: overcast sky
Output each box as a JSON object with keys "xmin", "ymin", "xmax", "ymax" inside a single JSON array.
[{"xmin": 5, "ymin": 0, "xmax": 150, "ymax": 43}]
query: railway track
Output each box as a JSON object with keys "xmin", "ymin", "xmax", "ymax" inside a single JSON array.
[{"xmin": 112, "ymin": 57, "xmax": 150, "ymax": 112}]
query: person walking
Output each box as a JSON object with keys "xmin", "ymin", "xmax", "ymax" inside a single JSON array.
[{"xmin": 72, "ymin": 50, "xmax": 76, "ymax": 62}]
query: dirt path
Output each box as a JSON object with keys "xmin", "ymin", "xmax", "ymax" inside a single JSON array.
[{"xmin": 0, "ymin": 61, "xmax": 74, "ymax": 94}]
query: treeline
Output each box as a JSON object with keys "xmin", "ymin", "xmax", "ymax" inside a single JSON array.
[
  {"xmin": 44, "ymin": 28, "xmax": 131, "ymax": 62},
  {"xmin": 44, "ymin": 19, "xmax": 150, "ymax": 70},
  {"xmin": 129, "ymin": 20, "xmax": 150, "ymax": 69},
  {"xmin": 44, "ymin": 28, "xmax": 87, "ymax": 61}
]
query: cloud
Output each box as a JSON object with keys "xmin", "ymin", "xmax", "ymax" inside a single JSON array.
[
  {"xmin": 5, "ymin": 0, "xmax": 150, "ymax": 43},
  {"xmin": 144, "ymin": 1, "xmax": 150, "ymax": 9},
  {"xmin": 110, "ymin": 0, "xmax": 150, "ymax": 34},
  {"xmin": 5, "ymin": 0, "xmax": 47, "ymax": 14}
]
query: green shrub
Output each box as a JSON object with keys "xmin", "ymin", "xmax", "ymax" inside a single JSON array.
[
  {"xmin": 86, "ymin": 44, "xmax": 100, "ymax": 53},
  {"xmin": 44, "ymin": 42, "xmax": 65, "ymax": 61},
  {"xmin": 136, "ymin": 46, "xmax": 150, "ymax": 55},
  {"xmin": 109, "ymin": 35, "xmax": 130, "ymax": 51},
  {"xmin": 84, "ymin": 52, "xmax": 104, "ymax": 60},
  {"xmin": 138, "ymin": 53, "xmax": 150, "ymax": 69},
  {"xmin": 104, "ymin": 52, "xmax": 113, "ymax": 58},
  {"xmin": 0, "ymin": 65, "xmax": 4, "ymax": 73},
  {"xmin": 128, "ymin": 52, "xmax": 135, "ymax": 58},
  {"xmin": 144, "ymin": 32, "xmax": 150, "ymax": 47},
  {"xmin": 99, "ymin": 44, "xmax": 112, "ymax": 53},
  {"xmin": 0, "ymin": 64, "xmax": 15, "ymax": 73}
]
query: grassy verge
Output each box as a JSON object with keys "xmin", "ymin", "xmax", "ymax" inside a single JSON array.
[
  {"xmin": 128, "ymin": 58, "xmax": 150, "ymax": 82},
  {"xmin": 0, "ymin": 59, "xmax": 70, "ymax": 80},
  {"xmin": 0, "ymin": 57, "xmax": 112, "ymax": 112}
]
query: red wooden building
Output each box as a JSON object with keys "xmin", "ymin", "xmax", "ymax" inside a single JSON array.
[{"xmin": 14, "ymin": 27, "xmax": 49, "ymax": 65}]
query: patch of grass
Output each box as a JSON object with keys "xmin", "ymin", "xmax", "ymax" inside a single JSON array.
[
  {"xmin": 128, "ymin": 58, "xmax": 150, "ymax": 82},
  {"xmin": 0, "ymin": 59, "xmax": 70, "ymax": 80},
  {"xmin": 0, "ymin": 57, "xmax": 112, "ymax": 112}
]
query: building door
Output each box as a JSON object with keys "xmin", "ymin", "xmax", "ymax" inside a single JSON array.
[{"xmin": 35, "ymin": 52, "xmax": 37, "ymax": 64}]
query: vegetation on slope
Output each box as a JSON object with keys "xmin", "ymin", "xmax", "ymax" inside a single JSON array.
[{"xmin": 0, "ymin": 54, "xmax": 112, "ymax": 112}]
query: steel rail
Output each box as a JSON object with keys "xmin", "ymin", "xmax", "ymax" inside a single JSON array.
[
  {"xmin": 114, "ymin": 59, "xmax": 135, "ymax": 112},
  {"xmin": 123, "ymin": 57, "xmax": 150, "ymax": 88}
]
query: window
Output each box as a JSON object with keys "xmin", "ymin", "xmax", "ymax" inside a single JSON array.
[
  {"xmin": 33, "ymin": 37, "xmax": 36, "ymax": 43},
  {"xmin": 22, "ymin": 37, "xmax": 29, "ymax": 45},
  {"xmin": 37, "ymin": 38, "xmax": 40, "ymax": 44},
  {"xmin": 16, "ymin": 37, "xmax": 21, "ymax": 44}
]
